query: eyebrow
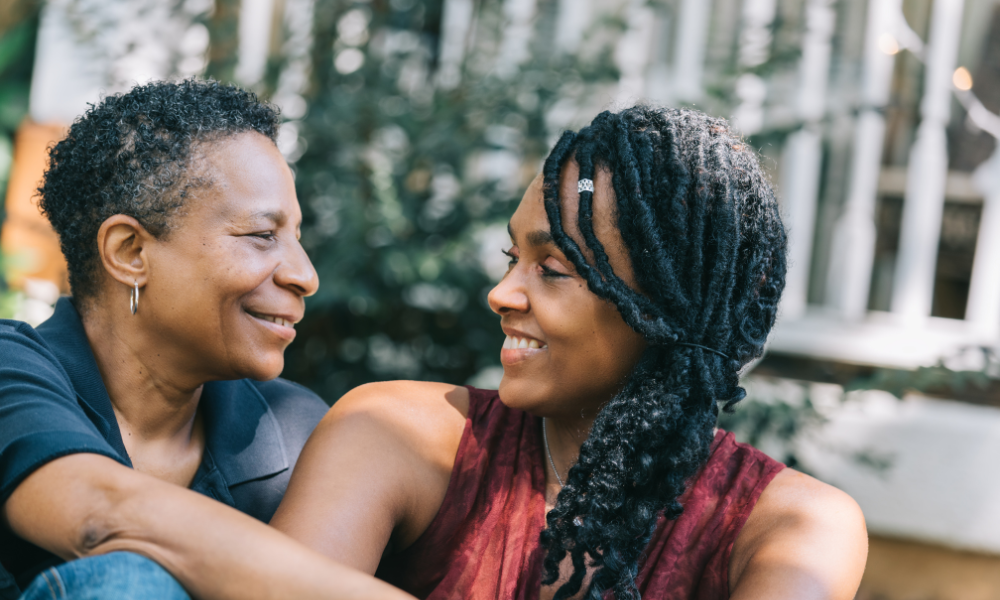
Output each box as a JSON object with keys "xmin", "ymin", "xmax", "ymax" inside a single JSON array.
[
  {"xmin": 245, "ymin": 210, "xmax": 303, "ymax": 232},
  {"xmin": 508, "ymin": 222, "xmax": 554, "ymax": 247},
  {"xmin": 247, "ymin": 210, "xmax": 287, "ymax": 225}
]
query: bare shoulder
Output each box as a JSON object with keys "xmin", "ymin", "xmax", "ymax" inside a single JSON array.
[
  {"xmin": 337, "ymin": 379, "xmax": 469, "ymax": 409},
  {"xmin": 750, "ymin": 468, "xmax": 865, "ymax": 529},
  {"xmin": 327, "ymin": 380, "xmax": 470, "ymax": 430},
  {"xmin": 730, "ymin": 468, "xmax": 868, "ymax": 599},
  {"xmin": 273, "ymin": 381, "xmax": 472, "ymax": 567},
  {"xmin": 320, "ymin": 380, "xmax": 470, "ymax": 468}
]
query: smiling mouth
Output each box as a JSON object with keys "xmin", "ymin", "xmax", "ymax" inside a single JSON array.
[
  {"xmin": 503, "ymin": 335, "xmax": 547, "ymax": 350},
  {"xmin": 246, "ymin": 310, "xmax": 296, "ymax": 329}
]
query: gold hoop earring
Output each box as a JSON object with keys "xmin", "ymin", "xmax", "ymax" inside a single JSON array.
[{"xmin": 130, "ymin": 281, "xmax": 139, "ymax": 315}]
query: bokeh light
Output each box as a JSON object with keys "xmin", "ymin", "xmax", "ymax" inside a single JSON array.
[
  {"xmin": 879, "ymin": 33, "xmax": 900, "ymax": 55},
  {"xmin": 953, "ymin": 66, "xmax": 973, "ymax": 91}
]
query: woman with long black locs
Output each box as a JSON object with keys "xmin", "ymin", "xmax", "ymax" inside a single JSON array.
[
  {"xmin": 536, "ymin": 109, "xmax": 787, "ymax": 599},
  {"xmin": 272, "ymin": 106, "xmax": 868, "ymax": 600}
]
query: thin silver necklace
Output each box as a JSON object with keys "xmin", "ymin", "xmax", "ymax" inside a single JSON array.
[{"xmin": 542, "ymin": 417, "xmax": 565, "ymax": 487}]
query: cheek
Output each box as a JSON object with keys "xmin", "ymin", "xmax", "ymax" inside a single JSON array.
[
  {"xmin": 574, "ymin": 314, "xmax": 642, "ymax": 380},
  {"xmin": 542, "ymin": 295, "xmax": 644, "ymax": 388},
  {"xmin": 189, "ymin": 240, "xmax": 271, "ymax": 290},
  {"xmin": 496, "ymin": 283, "xmax": 646, "ymax": 416},
  {"xmin": 151, "ymin": 240, "xmax": 272, "ymax": 324}
]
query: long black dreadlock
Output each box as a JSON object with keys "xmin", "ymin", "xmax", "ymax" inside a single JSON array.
[{"xmin": 538, "ymin": 106, "xmax": 787, "ymax": 600}]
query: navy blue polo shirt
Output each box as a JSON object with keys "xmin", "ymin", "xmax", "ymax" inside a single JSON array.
[{"xmin": 0, "ymin": 298, "xmax": 329, "ymax": 598}]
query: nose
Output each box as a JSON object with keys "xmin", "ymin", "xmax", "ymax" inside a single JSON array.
[
  {"xmin": 487, "ymin": 269, "xmax": 529, "ymax": 316},
  {"xmin": 275, "ymin": 238, "xmax": 320, "ymax": 297}
]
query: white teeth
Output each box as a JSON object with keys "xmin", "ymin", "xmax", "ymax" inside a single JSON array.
[
  {"xmin": 250, "ymin": 312, "xmax": 294, "ymax": 328},
  {"xmin": 503, "ymin": 334, "xmax": 547, "ymax": 350},
  {"xmin": 503, "ymin": 335, "xmax": 549, "ymax": 350}
]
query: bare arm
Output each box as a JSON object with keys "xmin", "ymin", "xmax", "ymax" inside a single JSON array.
[
  {"xmin": 3, "ymin": 453, "xmax": 415, "ymax": 600},
  {"xmin": 728, "ymin": 469, "xmax": 868, "ymax": 600},
  {"xmin": 270, "ymin": 381, "xmax": 468, "ymax": 574}
]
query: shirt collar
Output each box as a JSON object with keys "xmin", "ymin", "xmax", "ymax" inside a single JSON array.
[
  {"xmin": 199, "ymin": 379, "xmax": 289, "ymax": 486},
  {"xmin": 34, "ymin": 298, "xmax": 289, "ymax": 487},
  {"xmin": 35, "ymin": 298, "xmax": 130, "ymax": 460}
]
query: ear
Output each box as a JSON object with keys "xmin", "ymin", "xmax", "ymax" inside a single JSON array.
[{"xmin": 96, "ymin": 215, "xmax": 154, "ymax": 289}]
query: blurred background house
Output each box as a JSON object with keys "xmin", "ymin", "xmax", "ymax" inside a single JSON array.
[{"xmin": 1, "ymin": 0, "xmax": 999, "ymax": 597}]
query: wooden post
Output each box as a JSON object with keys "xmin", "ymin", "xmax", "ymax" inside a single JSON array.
[
  {"xmin": 273, "ymin": 0, "xmax": 316, "ymax": 160},
  {"xmin": 778, "ymin": 0, "xmax": 836, "ymax": 320},
  {"xmin": 671, "ymin": 0, "xmax": 712, "ymax": 102},
  {"xmin": 615, "ymin": 0, "xmax": 655, "ymax": 104},
  {"xmin": 555, "ymin": 0, "xmax": 592, "ymax": 55},
  {"xmin": 732, "ymin": 0, "xmax": 777, "ymax": 135},
  {"xmin": 235, "ymin": 0, "xmax": 277, "ymax": 88},
  {"xmin": 825, "ymin": 0, "xmax": 901, "ymax": 319},
  {"xmin": 496, "ymin": 0, "xmax": 539, "ymax": 78},
  {"xmin": 891, "ymin": 0, "xmax": 966, "ymax": 322},
  {"xmin": 435, "ymin": 0, "xmax": 475, "ymax": 89},
  {"xmin": 966, "ymin": 149, "xmax": 1000, "ymax": 337}
]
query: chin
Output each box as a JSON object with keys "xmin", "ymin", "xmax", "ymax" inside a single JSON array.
[
  {"xmin": 233, "ymin": 352, "xmax": 286, "ymax": 381},
  {"xmin": 497, "ymin": 375, "xmax": 548, "ymax": 416}
]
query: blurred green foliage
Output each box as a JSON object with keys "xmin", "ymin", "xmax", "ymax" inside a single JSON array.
[
  {"xmin": 848, "ymin": 350, "xmax": 999, "ymax": 400},
  {"xmin": 721, "ymin": 350, "xmax": 999, "ymax": 470},
  {"xmin": 0, "ymin": 7, "xmax": 37, "ymax": 319},
  {"xmin": 719, "ymin": 377, "xmax": 898, "ymax": 474},
  {"xmin": 265, "ymin": 0, "xmax": 622, "ymax": 400},
  {"xmin": 718, "ymin": 377, "xmax": 823, "ymax": 469},
  {"xmin": 203, "ymin": 0, "xmax": 240, "ymax": 84},
  {"xmin": 0, "ymin": 253, "xmax": 24, "ymax": 319}
]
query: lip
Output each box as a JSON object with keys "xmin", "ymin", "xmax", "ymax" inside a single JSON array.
[
  {"xmin": 245, "ymin": 309, "xmax": 301, "ymax": 342},
  {"xmin": 500, "ymin": 326, "xmax": 547, "ymax": 366}
]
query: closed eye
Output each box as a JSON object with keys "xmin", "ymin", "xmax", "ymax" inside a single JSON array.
[
  {"xmin": 540, "ymin": 264, "xmax": 569, "ymax": 279},
  {"xmin": 502, "ymin": 247, "xmax": 518, "ymax": 266}
]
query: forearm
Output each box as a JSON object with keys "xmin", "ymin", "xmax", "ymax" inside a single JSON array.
[{"xmin": 5, "ymin": 454, "xmax": 413, "ymax": 600}]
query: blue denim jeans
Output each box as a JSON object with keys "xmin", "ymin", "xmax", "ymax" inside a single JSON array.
[{"xmin": 19, "ymin": 552, "xmax": 190, "ymax": 600}]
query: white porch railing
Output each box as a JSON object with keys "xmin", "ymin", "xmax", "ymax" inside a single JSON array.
[
  {"xmin": 768, "ymin": 0, "xmax": 1000, "ymax": 369},
  {"xmin": 413, "ymin": 0, "xmax": 1000, "ymax": 372},
  {"xmin": 615, "ymin": 0, "xmax": 1000, "ymax": 370}
]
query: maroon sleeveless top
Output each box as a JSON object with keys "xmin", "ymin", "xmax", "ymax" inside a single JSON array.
[{"xmin": 376, "ymin": 387, "xmax": 785, "ymax": 599}]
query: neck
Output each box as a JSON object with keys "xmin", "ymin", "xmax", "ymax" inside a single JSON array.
[
  {"xmin": 81, "ymin": 303, "xmax": 204, "ymax": 443},
  {"xmin": 543, "ymin": 412, "xmax": 595, "ymax": 494}
]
